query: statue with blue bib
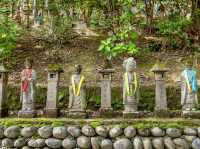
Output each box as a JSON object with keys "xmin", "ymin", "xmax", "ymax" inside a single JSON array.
[{"xmin": 179, "ymin": 60, "xmax": 198, "ymax": 111}]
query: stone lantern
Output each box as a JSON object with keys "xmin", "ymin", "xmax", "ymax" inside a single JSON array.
[
  {"xmin": 98, "ymin": 68, "xmax": 115, "ymax": 112},
  {"xmin": 0, "ymin": 65, "xmax": 8, "ymax": 117},
  {"xmin": 45, "ymin": 65, "xmax": 63, "ymax": 118},
  {"xmin": 151, "ymin": 64, "xmax": 169, "ymax": 117}
]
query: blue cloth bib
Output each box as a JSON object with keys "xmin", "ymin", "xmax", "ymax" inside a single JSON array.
[{"xmin": 185, "ymin": 68, "xmax": 198, "ymax": 93}]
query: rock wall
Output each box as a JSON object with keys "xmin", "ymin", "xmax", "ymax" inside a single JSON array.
[{"xmin": 0, "ymin": 125, "xmax": 200, "ymax": 149}]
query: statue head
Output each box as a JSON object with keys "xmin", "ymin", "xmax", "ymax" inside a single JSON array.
[
  {"xmin": 25, "ymin": 58, "xmax": 33, "ymax": 69},
  {"xmin": 185, "ymin": 59, "xmax": 193, "ymax": 69},
  {"xmin": 123, "ymin": 57, "xmax": 136, "ymax": 72},
  {"xmin": 75, "ymin": 64, "xmax": 82, "ymax": 74}
]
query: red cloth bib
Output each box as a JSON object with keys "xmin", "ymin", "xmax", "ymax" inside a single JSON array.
[{"xmin": 21, "ymin": 69, "xmax": 32, "ymax": 92}]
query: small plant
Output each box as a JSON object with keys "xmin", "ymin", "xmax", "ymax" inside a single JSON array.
[
  {"xmin": 98, "ymin": 28, "xmax": 139, "ymax": 67},
  {"xmin": 47, "ymin": 64, "xmax": 63, "ymax": 72}
]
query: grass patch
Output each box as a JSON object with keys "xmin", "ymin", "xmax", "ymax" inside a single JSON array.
[{"xmin": 0, "ymin": 118, "xmax": 200, "ymax": 128}]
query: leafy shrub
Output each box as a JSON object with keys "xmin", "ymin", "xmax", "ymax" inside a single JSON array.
[
  {"xmin": 98, "ymin": 29, "xmax": 139, "ymax": 60},
  {"xmin": 155, "ymin": 15, "xmax": 191, "ymax": 50},
  {"xmin": 0, "ymin": 8, "xmax": 21, "ymax": 62}
]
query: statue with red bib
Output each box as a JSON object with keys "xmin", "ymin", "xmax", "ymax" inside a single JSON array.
[{"xmin": 18, "ymin": 58, "xmax": 37, "ymax": 117}]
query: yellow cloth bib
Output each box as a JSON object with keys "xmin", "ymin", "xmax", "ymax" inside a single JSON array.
[
  {"xmin": 71, "ymin": 75, "xmax": 85, "ymax": 96},
  {"xmin": 124, "ymin": 72, "xmax": 137, "ymax": 96},
  {"xmin": 184, "ymin": 71, "xmax": 192, "ymax": 93}
]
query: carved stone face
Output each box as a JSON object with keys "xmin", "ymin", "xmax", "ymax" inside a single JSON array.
[
  {"xmin": 123, "ymin": 57, "xmax": 136, "ymax": 72},
  {"xmin": 75, "ymin": 65, "xmax": 82, "ymax": 74},
  {"xmin": 186, "ymin": 63, "xmax": 193, "ymax": 69},
  {"xmin": 25, "ymin": 59, "xmax": 33, "ymax": 69}
]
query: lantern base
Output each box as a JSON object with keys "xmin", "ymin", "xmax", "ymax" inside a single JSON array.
[
  {"xmin": 45, "ymin": 108, "xmax": 58, "ymax": 118},
  {"xmin": 154, "ymin": 109, "xmax": 169, "ymax": 118}
]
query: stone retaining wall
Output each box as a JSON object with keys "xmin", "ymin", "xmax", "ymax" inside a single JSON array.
[{"xmin": 0, "ymin": 125, "xmax": 200, "ymax": 149}]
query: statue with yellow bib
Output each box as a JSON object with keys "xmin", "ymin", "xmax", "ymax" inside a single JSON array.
[
  {"xmin": 123, "ymin": 57, "xmax": 140, "ymax": 116},
  {"xmin": 68, "ymin": 65, "xmax": 86, "ymax": 117},
  {"xmin": 179, "ymin": 60, "xmax": 198, "ymax": 111}
]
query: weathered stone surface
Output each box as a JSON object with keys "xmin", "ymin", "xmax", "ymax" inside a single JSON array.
[
  {"xmin": 0, "ymin": 139, "xmax": 2, "ymax": 147},
  {"xmin": 143, "ymin": 138, "xmax": 152, "ymax": 149},
  {"xmin": 99, "ymin": 69, "xmax": 114, "ymax": 111},
  {"xmin": 53, "ymin": 126, "xmax": 68, "ymax": 139},
  {"xmin": 91, "ymin": 137, "xmax": 103, "ymax": 149},
  {"xmin": 0, "ymin": 126, "xmax": 4, "ymax": 139},
  {"xmin": 184, "ymin": 128, "xmax": 197, "ymax": 136},
  {"xmin": 101, "ymin": 139, "xmax": 113, "ymax": 149},
  {"xmin": 192, "ymin": 138, "xmax": 200, "ymax": 149},
  {"xmin": 38, "ymin": 126, "xmax": 53, "ymax": 138},
  {"xmin": 183, "ymin": 135, "xmax": 196, "ymax": 143},
  {"xmin": 22, "ymin": 146, "xmax": 31, "ymax": 149},
  {"xmin": 77, "ymin": 136, "xmax": 91, "ymax": 149},
  {"xmin": 21, "ymin": 126, "xmax": 37, "ymax": 138},
  {"xmin": 109, "ymin": 126, "xmax": 123, "ymax": 138},
  {"xmin": 164, "ymin": 137, "xmax": 175, "ymax": 149},
  {"xmin": 82, "ymin": 125, "xmax": 96, "ymax": 137},
  {"xmin": 114, "ymin": 138, "xmax": 132, "ymax": 149},
  {"xmin": 166, "ymin": 128, "xmax": 182, "ymax": 138},
  {"xmin": 95, "ymin": 126, "xmax": 108, "ymax": 137},
  {"xmin": 133, "ymin": 137, "xmax": 143, "ymax": 149},
  {"xmin": 152, "ymin": 138, "xmax": 164, "ymax": 149},
  {"xmin": 124, "ymin": 126, "xmax": 136, "ymax": 138},
  {"xmin": 2, "ymin": 138, "xmax": 14, "ymax": 148},
  {"xmin": 197, "ymin": 127, "xmax": 200, "ymax": 137},
  {"xmin": 138, "ymin": 129, "xmax": 150, "ymax": 137},
  {"xmin": 67, "ymin": 126, "xmax": 81, "ymax": 137},
  {"xmin": 62, "ymin": 138, "xmax": 76, "ymax": 149},
  {"xmin": 151, "ymin": 127, "xmax": 165, "ymax": 137},
  {"xmin": 173, "ymin": 138, "xmax": 189, "ymax": 149},
  {"xmin": 4, "ymin": 126, "xmax": 21, "ymax": 139},
  {"xmin": 45, "ymin": 138, "xmax": 62, "ymax": 149},
  {"xmin": 43, "ymin": 147, "xmax": 50, "ymax": 149},
  {"xmin": 46, "ymin": 71, "xmax": 60, "ymax": 118},
  {"xmin": 28, "ymin": 139, "xmax": 45, "ymax": 148},
  {"xmin": 14, "ymin": 138, "xmax": 26, "ymax": 147}
]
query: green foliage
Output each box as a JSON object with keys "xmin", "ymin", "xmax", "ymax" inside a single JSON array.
[
  {"xmin": 156, "ymin": 17, "xmax": 191, "ymax": 35},
  {"xmin": 89, "ymin": 121, "xmax": 102, "ymax": 128},
  {"xmin": 98, "ymin": 29, "xmax": 139, "ymax": 60},
  {"xmin": 155, "ymin": 14, "xmax": 191, "ymax": 50},
  {"xmin": 6, "ymin": 85, "xmax": 183, "ymax": 112},
  {"xmin": 0, "ymin": 7, "xmax": 21, "ymax": 62}
]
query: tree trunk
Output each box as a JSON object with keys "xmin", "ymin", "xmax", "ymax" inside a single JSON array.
[
  {"xmin": 144, "ymin": 0, "xmax": 155, "ymax": 34},
  {"xmin": 32, "ymin": 0, "xmax": 37, "ymax": 18},
  {"xmin": 26, "ymin": 0, "xmax": 30, "ymax": 28},
  {"xmin": 11, "ymin": 1, "xmax": 15, "ymax": 18},
  {"xmin": 192, "ymin": 0, "xmax": 200, "ymax": 34}
]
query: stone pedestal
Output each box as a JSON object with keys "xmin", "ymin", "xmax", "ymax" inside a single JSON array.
[
  {"xmin": 0, "ymin": 66, "xmax": 8, "ymax": 117},
  {"xmin": 182, "ymin": 111, "xmax": 200, "ymax": 119},
  {"xmin": 98, "ymin": 69, "xmax": 114, "ymax": 113},
  {"xmin": 151, "ymin": 65, "xmax": 169, "ymax": 117},
  {"xmin": 67, "ymin": 110, "xmax": 87, "ymax": 119},
  {"xmin": 18, "ymin": 110, "xmax": 37, "ymax": 118},
  {"xmin": 45, "ymin": 70, "xmax": 62, "ymax": 118}
]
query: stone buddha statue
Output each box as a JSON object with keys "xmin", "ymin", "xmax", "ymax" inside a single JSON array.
[
  {"xmin": 123, "ymin": 57, "xmax": 139, "ymax": 114},
  {"xmin": 19, "ymin": 58, "xmax": 37, "ymax": 117},
  {"xmin": 179, "ymin": 60, "xmax": 198, "ymax": 111},
  {"xmin": 68, "ymin": 65, "xmax": 86, "ymax": 113}
]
